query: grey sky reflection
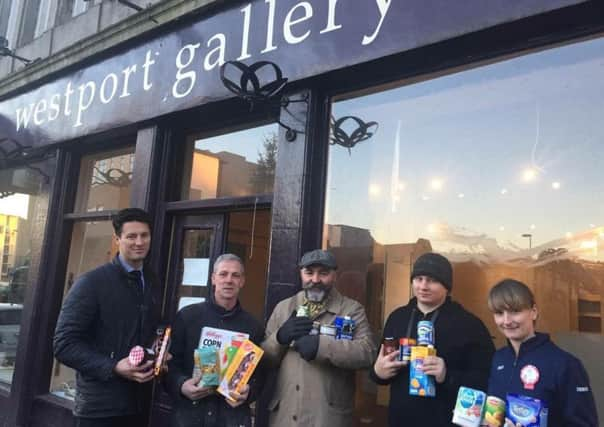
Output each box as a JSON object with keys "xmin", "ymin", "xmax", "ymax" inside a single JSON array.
[{"xmin": 327, "ymin": 36, "xmax": 604, "ymax": 262}]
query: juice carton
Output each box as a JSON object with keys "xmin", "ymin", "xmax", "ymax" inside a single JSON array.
[
  {"xmin": 452, "ymin": 386, "xmax": 486, "ymax": 427},
  {"xmin": 408, "ymin": 345, "xmax": 436, "ymax": 397},
  {"xmin": 217, "ymin": 339, "xmax": 263, "ymax": 402}
]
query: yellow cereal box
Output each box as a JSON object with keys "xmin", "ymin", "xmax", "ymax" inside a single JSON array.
[
  {"xmin": 409, "ymin": 345, "xmax": 436, "ymax": 397},
  {"xmin": 217, "ymin": 339, "xmax": 263, "ymax": 402}
]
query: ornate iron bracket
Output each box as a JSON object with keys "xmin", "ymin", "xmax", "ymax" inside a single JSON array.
[
  {"xmin": 0, "ymin": 138, "xmax": 51, "ymax": 181},
  {"xmin": 0, "ymin": 37, "xmax": 37, "ymax": 64},
  {"xmin": 220, "ymin": 60, "xmax": 307, "ymax": 141},
  {"xmin": 91, "ymin": 167, "xmax": 133, "ymax": 187},
  {"xmin": 329, "ymin": 116, "xmax": 378, "ymax": 155}
]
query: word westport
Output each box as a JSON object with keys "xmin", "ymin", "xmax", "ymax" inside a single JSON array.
[{"xmin": 14, "ymin": 0, "xmax": 391, "ymax": 131}]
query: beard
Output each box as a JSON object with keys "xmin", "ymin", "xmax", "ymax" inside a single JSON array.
[{"xmin": 303, "ymin": 282, "xmax": 330, "ymax": 302}]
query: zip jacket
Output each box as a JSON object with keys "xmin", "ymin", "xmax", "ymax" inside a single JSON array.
[{"xmin": 488, "ymin": 332, "xmax": 599, "ymax": 427}]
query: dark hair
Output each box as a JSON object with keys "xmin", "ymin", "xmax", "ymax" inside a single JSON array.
[
  {"xmin": 488, "ymin": 278, "xmax": 535, "ymax": 313},
  {"xmin": 112, "ymin": 208, "xmax": 152, "ymax": 236}
]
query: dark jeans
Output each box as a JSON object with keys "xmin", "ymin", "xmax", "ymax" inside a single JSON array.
[{"xmin": 74, "ymin": 415, "xmax": 144, "ymax": 427}]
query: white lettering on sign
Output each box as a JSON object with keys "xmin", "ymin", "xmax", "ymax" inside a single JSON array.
[
  {"xmin": 10, "ymin": 0, "xmax": 397, "ymax": 132},
  {"xmin": 283, "ymin": 2, "xmax": 313, "ymax": 45},
  {"xmin": 173, "ymin": 44, "xmax": 200, "ymax": 99},
  {"xmin": 363, "ymin": 0, "xmax": 392, "ymax": 45}
]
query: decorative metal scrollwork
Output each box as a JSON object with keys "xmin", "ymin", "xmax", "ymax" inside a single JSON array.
[
  {"xmin": 91, "ymin": 167, "xmax": 133, "ymax": 187},
  {"xmin": 0, "ymin": 138, "xmax": 28, "ymax": 164},
  {"xmin": 0, "ymin": 138, "xmax": 51, "ymax": 181},
  {"xmin": 220, "ymin": 60, "xmax": 307, "ymax": 141},
  {"xmin": 329, "ymin": 116, "xmax": 378, "ymax": 155},
  {"xmin": 0, "ymin": 191, "xmax": 15, "ymax": 199}
]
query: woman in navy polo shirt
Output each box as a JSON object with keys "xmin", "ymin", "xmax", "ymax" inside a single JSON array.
[{"xmin": 486, "ymin": 279, "xmax": 598, "ymax": 427}]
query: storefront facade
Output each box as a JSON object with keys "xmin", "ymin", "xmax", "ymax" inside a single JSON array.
[{"xmin": 1, "ymin": 1, "xmax": 603, "ymax": 426}]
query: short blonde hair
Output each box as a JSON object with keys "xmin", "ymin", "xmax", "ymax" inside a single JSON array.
[{"xmin": 488, "ymin": 279, "xmax": 535, "ymax": 313}]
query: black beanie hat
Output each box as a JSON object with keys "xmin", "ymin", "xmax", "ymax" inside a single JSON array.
[{"xmin": 411, "ymin": 252, "xmax": 453, "ymax": 291}]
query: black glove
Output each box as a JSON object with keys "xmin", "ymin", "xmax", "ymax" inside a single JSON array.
[
  {"xmin": 293, "ymin": 334, "xmax": 319, "ymax": 361},
  {"xmin": 276, "ymin": 313, "xmax": 313, "ymax": 345}
]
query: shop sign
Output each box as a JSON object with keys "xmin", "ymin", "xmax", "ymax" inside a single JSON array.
[{"xmin": 0, "ymin": 0, "xmax": 585, "ymax": 146}]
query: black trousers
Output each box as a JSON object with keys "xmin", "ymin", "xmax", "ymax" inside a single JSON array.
[{"xmin": 74, "ymin": 415, "xmax": 144, "ymax": 427}]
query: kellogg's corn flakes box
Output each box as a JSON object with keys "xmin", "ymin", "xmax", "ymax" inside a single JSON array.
[{"xmin": 409, "ymin": 345, "xmax": 436, "ymax": 397}]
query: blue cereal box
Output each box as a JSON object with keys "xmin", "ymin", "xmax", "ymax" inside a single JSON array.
[
  {"xmin": 408, "ymin": 346, "xmax": 436, "ymax": 397},
  {"xmin": 506, "ymin": 394, "xmax": 548, "ymax": 427}
]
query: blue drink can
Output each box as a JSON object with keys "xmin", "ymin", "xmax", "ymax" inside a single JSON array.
[
  {"xmin": 417, "ymin": 320, "xmax": 433, "ymax": 346},
  {"xmin": 334, "ymin": 316, "xmax": 355, "ymax": 340}
]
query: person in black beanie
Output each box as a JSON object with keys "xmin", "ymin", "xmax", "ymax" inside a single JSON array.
[{"xmin": 370, "ymin": 252, "xmax": 495, "ymax": 427}]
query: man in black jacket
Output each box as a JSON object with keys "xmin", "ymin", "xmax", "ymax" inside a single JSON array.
[
  {"xmin": 54, "ymin": 208, "xmax": 159, "ymax": 427},
  {"xmin": 166, "ymin": 253, "xmax": 264, "ymax": 427},
  {"xmin": 370, "ymin": 252, "xmax": 495, "ymax": 427}
]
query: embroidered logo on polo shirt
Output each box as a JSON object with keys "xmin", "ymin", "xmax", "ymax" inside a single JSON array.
[
  {"xmin": 577, "ymin": 386, "xmax": 590, "ymax": 392},
  {"xmin": 497, "ymin": 365, "xmax": 505, "ymax": 371}
]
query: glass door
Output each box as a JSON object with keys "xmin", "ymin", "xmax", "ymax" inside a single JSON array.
[{"xmin": 150, "ymin": 208, "xmax": 271, "ymax": 427}]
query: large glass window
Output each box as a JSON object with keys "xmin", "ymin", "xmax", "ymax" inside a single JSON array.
[
  {"xmin": 0, "ymin": 158, "xmax": 55, "ymax": 389},
  {"xmin": 182, "ymin": 124, "xmax": 278, "ymax": 200},
  {"xmin": 324, "ymin": 36, "xmax": 604, "ymax": 424},
  {"xmin": 50, "ymin": 147, "xmax": 134, "ymax": 399},
  {"xmin": 74, "ymin": 148, "xmax": 135, "ymax": 212}
]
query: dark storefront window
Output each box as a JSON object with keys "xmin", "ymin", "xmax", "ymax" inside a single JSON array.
[
  {"xmin": 324, "ymin": 37, "xmax": 604, "ymax": 423},
  {"xmin": 0, "ymin": 158, "xmax": 55, "ymax": 390},
  {"xmin": 50, "ymin": 147, "xmax": 134, "ymax": 399},
  {"xmin": 181, "ymin": 124, "xmax": 279, "ymax": 200}
]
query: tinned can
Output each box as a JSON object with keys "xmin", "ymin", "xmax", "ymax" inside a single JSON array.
[
  {"xmin": 398, "ymin": 338, "xmax": 416, "ymax": 363},
  {"xmin": 483, "ymin": 395, "xmax": 506, "ymax": 427},
  {"xmin": 383, "ymin": 337, "xmax": 398, "ymax": 355},
  {"xmin": 417, "ymin": 320, "xmax": 434, "ymax": 346},
  {"xmin": 334, "ymin": 316, "xmax": 355, "ymax": 340},
  {"xmin": 296, "ymin": 305, "xmax": 309, "ymax": 317}
]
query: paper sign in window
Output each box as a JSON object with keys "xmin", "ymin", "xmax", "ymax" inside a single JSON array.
[
  {"xmin": 182, "ymin": 258, "xmax": 210, "ymax": 286},
  {"xmin": 178, "ymin": 297, "xmax": 205, "ymax": 311}
]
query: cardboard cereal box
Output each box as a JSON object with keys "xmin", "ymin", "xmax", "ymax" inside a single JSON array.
[
  {"xmin": 217, "ymin": 339, "xmax": 263, "ymax": 401},
  {"xmin": 199, "ymin": 327, "xmax": 249, "ymax": 378},
  {"xmin": 409, "ymin": 345, "xmax": 436, "ymax": 397},
  {"xmin": 452, "ymin": 386, "xmax": 486, "ymax": 427}
]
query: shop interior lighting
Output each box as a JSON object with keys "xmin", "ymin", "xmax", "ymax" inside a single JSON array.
[
  {"xmin": 220, "ymin": 60, "xmax": 308, "ymax": 142},
  {"xmin": 0, "ymin": 37, "xmax": 36, "ymax": 64}
]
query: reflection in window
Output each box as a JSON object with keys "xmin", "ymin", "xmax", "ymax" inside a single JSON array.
[
  {"xmin": 325, "ymin": 37, "xmax": 604, "ymax": 424},
  {"xmin": 74, "ymin": 148, "xmax": 135, "ymax": 212},
  {"xmin": 50, "ymin": 221, "xmax": 115, "ymax": 399},
  {"xmin": 182, "ymin": 124, "xmax": 278, "ymax": 200},
  {"xmin": 0, "ymin": 159, "xmax": 55, "ymax": 389}
]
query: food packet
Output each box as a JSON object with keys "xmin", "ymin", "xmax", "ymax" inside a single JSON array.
[
  {"xmin": 220, "ymin": 345, "xmax": 239, "ymax": 379},
  {"xmin": 505, "ymin": 394, "xmax": 548, "ymax": 427},
  {"xmin": 198, "ymin": 346, "xmax": 220, "ymax": 387},
  {"xmin": 217, "ymin": 339, "xmax": 263, "ymax": 401}
]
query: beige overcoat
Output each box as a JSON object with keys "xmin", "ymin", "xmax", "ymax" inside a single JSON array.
[{"xmin": 262, "ymin": 289, "xmax": 376, "ymax": 427}]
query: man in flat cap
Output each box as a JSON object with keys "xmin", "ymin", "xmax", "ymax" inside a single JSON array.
[
  {"xmin": 370, "ymin": 252, "xmax": 494, "ymax": 427},
  {"xmin": 262, "ymin": 249, "xmax": 376, "ymax": 427}
]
